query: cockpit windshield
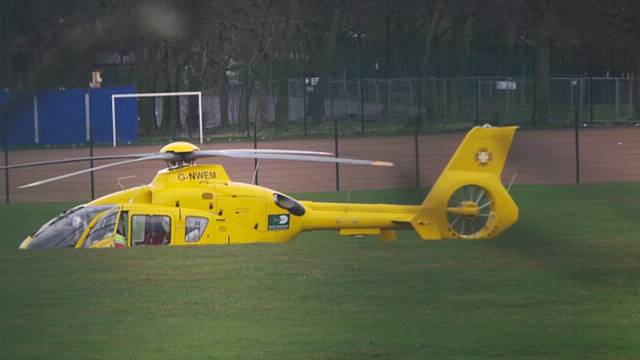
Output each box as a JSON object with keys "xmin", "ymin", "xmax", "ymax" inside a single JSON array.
[{"xmin": 27, "ymin": 205, "xmax": 117, "ymax": 249}]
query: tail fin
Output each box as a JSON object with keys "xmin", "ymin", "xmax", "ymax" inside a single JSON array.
[{"xmin": 411, "ymin": 126, "xmax": 519, "ymax": 240}]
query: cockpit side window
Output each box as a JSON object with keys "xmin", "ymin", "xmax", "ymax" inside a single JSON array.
[
  {"xmin": 83, "ymin": 208, "xmax": 119, "ymax": 248},
  {"xmin": 131, "ymin": 215, "xmax": 171, "ymax": 246}
]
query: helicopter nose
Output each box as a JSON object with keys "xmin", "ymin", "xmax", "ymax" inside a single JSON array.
[{"xmin": 19, "ymin": 236, "xmax": 34, "ymax": 250}]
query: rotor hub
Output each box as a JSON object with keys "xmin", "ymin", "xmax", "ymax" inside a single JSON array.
[
  {"xmin": 160, "ymin": 142, "xmax": 200, "ymax": 169},
  {"xmin": 160, "ymin": 142, "xmax": 200, "ymax": 154}
]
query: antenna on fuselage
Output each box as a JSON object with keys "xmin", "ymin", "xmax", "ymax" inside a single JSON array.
[
  {"xmin": 252, "ymin": 160, "xmax": 260, "ymax": 185},
  {"xmin": 117, "ymin": 175, "xmax": 137, "ymax": 190}
]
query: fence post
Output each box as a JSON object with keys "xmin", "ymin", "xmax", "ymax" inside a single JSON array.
[
  {"xmin": 471, "ymin": 43, "xmax": 477, "ymax": 124},
  {"xmin": 432, "ymin": 77, "xmax": 438, "ymax": 123},
  {"xmin": 3, "ymin": 142, "xmax": 8, "ymax": 204},
  {"xmin": 615, "ymin": 78, "xmax": 620, "ymax": 122},
  {"xmin": 579, "ymin": 77, "xmax": 585, "ymax": 121},
  {"xmin": 589, "ymin": 47, "xmax": 594, "ymax": 125},
  {"xmin": 245, "ymin": 66, "xmax": 251, "ymax": 137},
  {"xmin": 506, "ymin": 78, "xmax": 511, "ymax": 121},
  {"xmin": 570, "ymin": 80, "xmax": 574, "ymax": 112},
  {"xmin": 520, "ymin": 68, "xmax": 526, "ymax": 122},
  {"xmin": 574, "ymin": 90, "xmax": 580, "ymax": 185},
  {"xmin": 417, "ymin": 69, "xmax": 423, "ymax": 132},
  {"xmin": 253, "ymin": 118, "xmax": 258, "ymax": 185},
  {"xmin": 443, "ymin": 79, "xmax": 448, "ymax": 123},
  {"xmin": 628, "ymin": 78, "xmax": 633, "ymax": 120},
  {"xmin": 1, "ymin": 108, "xmax": 9, "ymax": 204},
  {"xmin": 414, "ymin": 115, "xmax": 421, "ymax": 189},
  {"xmin": 359, "ymin": 51, "xmax": 365, "ymax": 133},
  {"xmin": 300, "ymin": 62, "xmax": 308, "ymax": 136},
  {"xmin": 415, "ymin": 63, "xmax": 422, "ymax": 188},
  {"xmin": 33, "ymin": 95, "xmax": 39, "ymax": 144},
  {"xmin": 332, "ymin": 83, "xmax": 340, "ymax": 191},
  {"xmin": 531, "ymin": 49, "xmax": 537, "ymax": 125},
  {"xmin": 85, "ymin": 92, "xmax": 95, "ymax": 200},
  {"xmin": 474, "ymin": 69, "xmax": 479, "ymax": 124}
]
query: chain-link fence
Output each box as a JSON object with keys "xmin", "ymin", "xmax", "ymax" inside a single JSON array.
[
  {"xmin": 4, "ymin": 43, "xmax": 640, "ymax": 203},
  {"xmin": 186, "ymin": 75, "xmax": 639, "ymax": 135}
]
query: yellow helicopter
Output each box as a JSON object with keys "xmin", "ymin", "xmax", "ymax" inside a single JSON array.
[{"xmin": 3, "ymin": 125, "xmax": 519, "ymax": 249}]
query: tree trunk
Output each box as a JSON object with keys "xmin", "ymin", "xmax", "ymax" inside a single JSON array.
[
  {"xmin": 255, "ymin": 78, "xmax": 268, "ymax": 129},
  {"xmin": 183, "ymin": 70, "xmax": 200, "ymax": 140},
  {"xmin": 177, "ymin": 65, "xmax": 190, "ymax": 136},
  {"xmin": 310, "ymin": 5, "xmax": 341, "ymax": 125},
  {"xmin": 275, "ymin": 70, "xmax": 289, "ymax": 127},
  {"xmin": 187, "ymin": 95, "xmax": 199, "ymax": 140},
  {"xmin": 161, "ymin": 44, "xmax": 179, "ymax": 138},
  {"xmin": 533, "ymin": 41, "xmax": 551, "ymax": 125},
  {"xmin": 0, "ymin": 1, "xmax": 8, "ymax": 88},
  {"xmin": 449, "ymin": 18, "xmax": 467, "ymax": 77},
  {"xmin": 169, "ymin": 62, "xmax": 182, "ymax": 140},
  {"xmin": 421, "ymin": 9, "xmax": 441, "ymax": 124},
  {"xmin": 160, "ymin": 44, "xmax": 172, "ymax": 133},
  {"xmin": 218, "ymin": 65, "xmax": 229, "ymax": 127},
  {"xmin": 238, "ymin": 69, "xmax": 250, "ymax": 130},
  {"xmin": 134, "ymin": 43, "xmax": 156, "ymax": 136},
  {"xmin": 382, "ymin": 9, "xmax": 393, "ymax": 120}
]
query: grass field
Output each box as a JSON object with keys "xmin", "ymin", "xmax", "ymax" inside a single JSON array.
[{"xmin": 1, "ymin": 185, "xmax": 640, "ymax": 359}]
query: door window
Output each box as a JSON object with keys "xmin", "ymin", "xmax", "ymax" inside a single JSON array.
[
  {"xmin": 131, "ymin": 215, "xmax": 171, "ymax": 246},
  {"xmin": 185, "ymin": 216, "xmax": 208, "ymax": 243},
  {"xmin": 114, "ymin": 211, "xmax": 128, "ymax": 248}
]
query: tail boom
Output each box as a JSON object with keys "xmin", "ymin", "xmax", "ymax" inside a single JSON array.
[{"xmin": 295, "ymin": 126, "xmax": 519, "ymax": 242}]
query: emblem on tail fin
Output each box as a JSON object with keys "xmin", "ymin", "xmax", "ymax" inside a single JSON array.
[{"xmin": 475, "ymin": 148, "xmax": 492, "ymax": 166}]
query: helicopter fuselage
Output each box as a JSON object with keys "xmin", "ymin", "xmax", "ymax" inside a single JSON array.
[
  {"xmin": 22, "ymin": 164, "xmax": 416, "ymax": 249},
  {"xmin": 18, "ymin": 126, "xmax": 520, "ymax": 249}
]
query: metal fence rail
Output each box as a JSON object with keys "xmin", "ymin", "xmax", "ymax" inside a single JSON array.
[
  {"xmin": 3, "ymin": 75, "xmax": 640, "ymax": 203},
  {"xmin": 186, "ymin": 76, "xmax": 638, "ymax": 131}
]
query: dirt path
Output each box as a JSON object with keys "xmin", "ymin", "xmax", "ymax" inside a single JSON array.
[{"xmin": 1, "ymin": 127, "xmax": 639, "ymax": 202}]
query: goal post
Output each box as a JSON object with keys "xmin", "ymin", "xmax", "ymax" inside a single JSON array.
[{"xmin": 111, "ymin": 91, "xmax": 203, "ymax": 147}]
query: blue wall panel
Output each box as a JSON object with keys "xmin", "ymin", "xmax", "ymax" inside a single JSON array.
[
  {"xmin": 38, "ymin": 89, "xmax": 86, "ymax": 145},
  {"xmin": 1, "ymin": 86, "xmax": 138, "ymax": 146},
  {"xmin": 0, "ymin": 92, "xmax": 35, "ymax": 146}
]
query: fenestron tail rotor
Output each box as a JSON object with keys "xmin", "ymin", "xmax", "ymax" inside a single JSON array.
[
  {"xmin": 446, "ymin": 185, "xmax": 495, "ymax": 238},
  {"xmin": 1, "ymin": 141, "xmax": 394, "ymax": 189}
]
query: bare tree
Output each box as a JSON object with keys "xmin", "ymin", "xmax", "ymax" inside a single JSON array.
[
  {"xmin": 301, "ymin": 0, "xmax": 344, "ymax": 125},
  {"xmin": 591, "ymin": 0, "xmax": 640, "ymax": 119}
]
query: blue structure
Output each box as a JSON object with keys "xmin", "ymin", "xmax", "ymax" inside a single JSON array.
[
  {"xmin": 0, "ymin": 86, "xmax": 138, "ymax": 146},
  {"xmin": 0, "ymin": 92, "xmax": 34, "ymax": 146}
]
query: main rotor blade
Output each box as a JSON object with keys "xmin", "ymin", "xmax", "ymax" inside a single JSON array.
[
  {"xmin": 18, "ymin": 153, "xmax": 174, "ymax": 189},
  {"xmin": 196, "ymin": 150, "xmax": 394, "ymax": 167},
  {"xmin": 194, "ymin": 149, "xmax": 333, "ymax": 158},
  {"xmin": 222, "ymin": 149, "xmax": 333, "ymax": 155},
  {"xmin": 0, "ymin": 153, "xmax": 158, "ymax": 170}
]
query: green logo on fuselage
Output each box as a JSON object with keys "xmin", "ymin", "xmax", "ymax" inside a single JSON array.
[{"xmin": 268, "ymin": 214, "xmax": 290, "ymax": 230}]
